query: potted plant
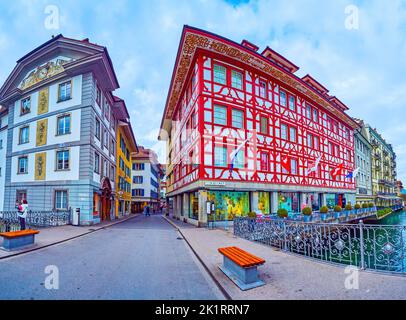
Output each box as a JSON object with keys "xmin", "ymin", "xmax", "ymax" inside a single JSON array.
[
  {"xmin": 277, "ymin": 208, "xmax": 288, "ymax": 219},
  {"xmin": 344, "ymin": 203, "xmax": 352, "ymax": 218},
  {"xmin": 247, "ymin": 211, "xmax": 257, "ymax": 219},
  {"xmin": 319, "ymin": 206, "xmax": 329, "ymax": 221},
  {"xmin": 302, "ymin": 206, "xmax": 312, "ymax": 222},
  {"xmin": 333, "ymin": 205, "xmax": 342, "ymax": 219},
  {"xmin": 354, "ymin": 203, "xmax": 361, "ymax": 214}
]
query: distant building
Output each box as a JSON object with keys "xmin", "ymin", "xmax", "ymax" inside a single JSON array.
[
  {"xmin": 114, "ymin": 97, "xmax": 137, "ymax": 218},
  {"xmin": 131, "ymin": 146, "xmax": 162, "ymax": 213},
  {"xmin": 361, "ymin": 123, "xmax": 399, "ymax": 207},
  {"xmin": 0, "ymin": 108, "xmax": 8, "ymax": 211},
  {"xmin": 396, "ymin": 180, "xmax": 403, "ymax": 196},
  {"xmin": 353, "ymin": 119, "xmax": 373, "ymax": 205}
]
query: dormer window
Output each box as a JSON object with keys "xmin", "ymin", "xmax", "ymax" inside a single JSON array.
[
  {"xmin": 21, "ymin": 97, "xmax": 31, "ymax": 115},
  {"xmin": 58, "ymin": 80, "xmax": 72, "ymax": 102}
]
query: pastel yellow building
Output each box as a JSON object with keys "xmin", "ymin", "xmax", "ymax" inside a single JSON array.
[{"xmin": 114, "ymin": 97, "xmax": 137, "ymax": 218}]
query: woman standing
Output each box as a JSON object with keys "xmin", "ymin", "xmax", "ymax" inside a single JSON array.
[{"xmin": 17, "ymin": 199, "xmax": 28, "ymax": 230}]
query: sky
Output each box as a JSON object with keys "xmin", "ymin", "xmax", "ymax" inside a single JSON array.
[{"xmin": 0, "ymin": 0, "xmax": 405, "ymax": 183}]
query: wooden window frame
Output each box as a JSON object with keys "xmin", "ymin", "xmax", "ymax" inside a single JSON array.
[
  {"xmin": 20, "ymin": 96, "xmax": 31, "ymax": 116},
  {"xmin": 18, "ymin": 125, "xmax": 30, "ymax": 145},
  {"xmin": 55, "ymin": 149, "xmax": 70, "ymax": 171},
  {"xmin": 56, "ymin": 113, "xmax": 71, "ymax": 136},
  {"xmin": 17, "ymin": 156, "xmax": 28, "ymax": 175},
  {"xmin": 54, "ymin": 189, "xmax": 69, "ymax": 211},
  {"xmin": 57, "ymin": 80, "xmax": 73, "ymax": 103}
]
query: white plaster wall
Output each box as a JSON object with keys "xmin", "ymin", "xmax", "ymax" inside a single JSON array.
[{"xmin": 11, "ymin": 147, "xmax": 80, "ymax": 183}]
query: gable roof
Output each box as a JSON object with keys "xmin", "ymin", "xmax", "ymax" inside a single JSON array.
[
  {"xmin": 159, "ymin": 25, "xmax": 359, "ymax": 139},
  {"xmin": 0, "ymin": 34, "xmax": 119, "ymax": 105}
]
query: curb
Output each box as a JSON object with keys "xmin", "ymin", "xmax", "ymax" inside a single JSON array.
[
  {"xmin": 162, "ymin": 215, "xmax": 232, "ymax": 300},
  {"xmin": 0, "ymin": 214, "xmax": 140, "ymax": 260}
]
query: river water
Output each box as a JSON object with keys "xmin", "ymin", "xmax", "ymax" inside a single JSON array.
[{"xmin": 377, "ymin": 209, "xmax": 406, "ymax": 226}]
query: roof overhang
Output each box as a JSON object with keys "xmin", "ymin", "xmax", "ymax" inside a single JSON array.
[
  {"xmin": 302, "ymin": 74, "xmax": 329, "ymax": 95},
  {"xmin": 159, "ymin": 25, "xmax": 359, "ymax": 139}
]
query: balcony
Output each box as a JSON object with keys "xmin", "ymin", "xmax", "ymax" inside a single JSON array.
[
  {"xmin": 373, "ymin": 153, "xmax": 381, "ymax": 160},
  {"xmin": 376, "ymin": 192, "xmax": 397, "ymax": 197}
]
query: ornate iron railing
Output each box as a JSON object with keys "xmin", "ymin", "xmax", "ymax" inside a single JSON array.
[
  {"xmin": 0, "ymin": 209, "xmax": 72, "ymax": 232},
  {"xmin": 234, "ymin": 217, "xmax": 406, "ymax": 274}
]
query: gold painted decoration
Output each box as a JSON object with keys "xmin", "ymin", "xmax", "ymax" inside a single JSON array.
[
  {"xmin": 36, "ymin": 119, "xmax": 48, "ymax": 146},
  {"xmin": 18, "ymin": 58, "xmax": 73, "ymax": 90},
  {"xmin": 37, "ymin": 87, "xmax": 49, "ymax": 115},
  {"xmin": 35, "ymin": 152, "xmax": 46, "ymax": 180}
]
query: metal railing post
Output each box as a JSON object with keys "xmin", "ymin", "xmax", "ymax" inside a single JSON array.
[
  {"xmin": 283, "ymin": 219, "xmax": 288, "ymax": 252},
  {"xmin": 359, "ymin": 219, "xmax": 365, "ymax": 270}
]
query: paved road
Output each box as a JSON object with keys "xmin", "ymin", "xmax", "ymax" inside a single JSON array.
[{"xmin": 0, "ymin": 215, "xmax": 224, "ymax": 300}]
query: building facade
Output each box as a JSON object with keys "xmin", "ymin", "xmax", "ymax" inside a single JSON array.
[
  {"xmin": 353, "ymin": 120, "xmax": 373, "ymax": 205},
  {"xmin": 159, "ymin": 26, "xmax": 358, "ymax": 226},
  {"xmin": 0, "ymin": 35, "xmax": 130, "ymax": 225},
  {"xmin": 131, "ymin": 146, "xmax": 162, "ymax": 213},
  {"xmin": 362, "ymin": 124, "xmax": 399, "ymax": 207},
  {"xmin": 0, "ymin": 108, "xmax": 8, "ymax": 211},
  {"xmin": 115, "ymin": 98, "xmax": 137, "ymax": 218}
]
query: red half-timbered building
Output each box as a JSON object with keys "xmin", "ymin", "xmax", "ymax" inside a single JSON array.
[{"xmin": 159, "ymin": 26, "xmax": 358, "ymax": 226}]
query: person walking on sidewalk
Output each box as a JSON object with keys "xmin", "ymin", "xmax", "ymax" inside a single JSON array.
[
  {"xmin": 146, "ymin": 205, "xmax": 151, "ymax": 217},
  {"xmin": 17, "ymin": 199, "xmax": 28, "ymax": 230}
]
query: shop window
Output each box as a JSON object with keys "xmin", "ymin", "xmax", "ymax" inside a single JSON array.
[
  {"xmin": 189, "ymin": 192, "xmax": 199, "ymax": 220},
  {"xmin": 207, "ymin": 191, "xmax": 250, "ymax": 221}
]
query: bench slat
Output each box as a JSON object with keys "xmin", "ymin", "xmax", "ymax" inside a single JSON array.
[
  {"xmin": 218, "ymin": 246, "xmax": 265, "ymax": 268},
  {"xmin": 0, "ymin": 230, "xmax": 39, "ymax": 239}
]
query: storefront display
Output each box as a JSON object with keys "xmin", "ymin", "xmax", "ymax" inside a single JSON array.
[
  {"xmin": 304, "ymin": 193, "xmax": 321, "ymax": 211},
  {"xmin": 278, "ymin": 192, "xmax": 299, "ymax": 213},
  {"xmin": 189, "ymin": 192, "xmax": 199, "ymax": 220},
  {"xmin": 258, "ymin": 192, "xmax": 270, "ymax": 214},
  {"xmin": 207, "ymin": 191, "xmax": 250, "ymax": 221}
]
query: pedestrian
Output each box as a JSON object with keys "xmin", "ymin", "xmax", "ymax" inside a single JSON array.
[
  {"xmin": 17, "ymin": 199, "xmax": 28, "ymax": 231},
  {"xmin": 146, "ymin": 205, "xmax": 151, "ymax": 217}
]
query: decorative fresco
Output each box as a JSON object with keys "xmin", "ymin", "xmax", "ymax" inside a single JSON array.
[
  {"xmin": 36, "ymin": 119, "xmax": 48, "ymax": 147},
  {"xmin": 35, "ymin": 152, "xmax": 46, "ymax": 181},
  {"xmin": 278, "ymin": 192, "xmax": 299, "ymax": 213},
  {"xmin": 208, "ymin": 191, "xmax": 249, "ymax": 221},
  {"xmin": 258, "ymin": 192, "xmax": 270, "ymax": 214},
  {"xmin": 37, "ymin": 87, "xmax": 49, "ymax": 115},
  {"xmin": 19, "ymin": 57, "xmax": 73, "ymax": 91}
]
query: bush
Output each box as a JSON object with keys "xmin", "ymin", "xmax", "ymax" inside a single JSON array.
[
  {"xmin": 334, "ymin": 205, "xmax": 342, "ymax": 212},
  {"xmin": 377, "ymin": 208, "xmax": 392, "ymax": 218},
  {"xmin": 368, "ymin": 203, "xmax": 375, "ymax": 208},
  {"xmin": 354, "ymin": 204, "xmax": 361, "ymax": 210},
  {"xmin": 277, "ymin": 208, "xmax": 288, "ymax": 218},
  {"xmin": 362, "ymin": 203, "xmax": 368, "ymax": 209},
  {"xmin": 247, "ymin": 212, "xmax": 257, "ymax": 218},
  {"xmin": 345, "ymin": 204, "xmax": 352, "ymax": 211},
  {"xmin": 320, "ymin": 206, "xmax": 329, "ymax": 214},
  {"xmin": 302, "ymin": 207, "xmax": 312, "ymax": 216}
]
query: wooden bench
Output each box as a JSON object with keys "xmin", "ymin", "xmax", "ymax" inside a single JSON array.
[
  {"xmin": 218, "ymin": 246, "xmax": 266, "ymax": 290},
  {"xmin": 0, "ymin": 229, "xmax": 39, "ymax": 251}
]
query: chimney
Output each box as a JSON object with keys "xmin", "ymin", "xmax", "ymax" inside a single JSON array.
[{"xmin": 241, "ymin": 40, "xmax": 259, "ymax": 52}]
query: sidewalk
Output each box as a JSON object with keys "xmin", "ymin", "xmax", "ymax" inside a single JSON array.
[
  {"xmin": 0, "ymin": 214, "xmax": 140, "ymax": 259},
  {"xmin": 164, "ymin": 216, "xmax": 406, "ymax": 300}
]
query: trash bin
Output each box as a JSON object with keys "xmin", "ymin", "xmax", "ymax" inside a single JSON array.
[{"xmin": 72, "ymin": 208, "xmax": 80, "ymax": 226}]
